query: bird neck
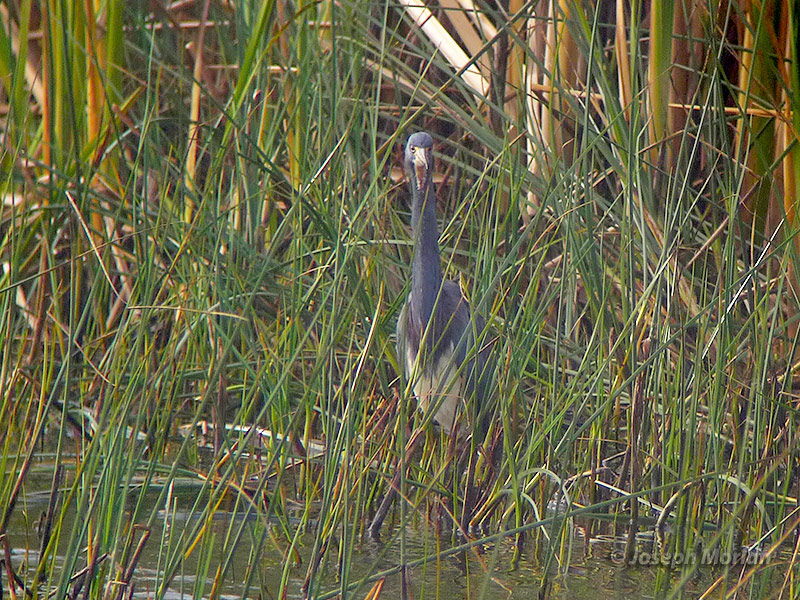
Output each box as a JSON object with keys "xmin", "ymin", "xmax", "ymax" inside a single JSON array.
[{"xmin": 411, "ymin": 180, "xmax": 443, "ymax": 328}]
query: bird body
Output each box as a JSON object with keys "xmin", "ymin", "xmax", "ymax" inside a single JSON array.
[
  {"xmin": 396, "ymin": 132, "xmax": 492, "ymax": 435},
  {"xmin": 367, "ymin": 131, "xmax": 494, "ymax": 539}
]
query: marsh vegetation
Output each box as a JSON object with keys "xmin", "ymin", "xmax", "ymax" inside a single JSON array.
[{"xmin": 1, "ymin": 1, "xmax": 799, "ymax": 598}]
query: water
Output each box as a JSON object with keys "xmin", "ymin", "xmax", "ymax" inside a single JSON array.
[
  {"xmin": 3, "ymin": 487, "xmax": 699, "ymax": 600},
  {"xmin": 3, "ymin": 453, "xmax": 785, "ymax": 599}
]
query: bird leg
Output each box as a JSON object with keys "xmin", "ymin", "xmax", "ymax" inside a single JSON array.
[
  {"xmin": 433, "ymin": 427, "xmax": 477, "ymax": 538},
  {"xmin": 457, "ymin": 425, "xmax": 505, "ymax": 536},
  {"xmin": 367, "ymin": 472, "xmax": 400, "ymax": 541},
  {"xmin": 367, "ymin": 428, "xmax": 425, "ymax": 540},
  {"xmin": 460, "ymin": 443, "xmax": 478, "ymax": 536}
]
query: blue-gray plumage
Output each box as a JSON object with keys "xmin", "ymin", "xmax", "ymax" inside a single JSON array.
[{"xmin": 396, "ymin": 132, "xmax": 493, "ymax": 435}]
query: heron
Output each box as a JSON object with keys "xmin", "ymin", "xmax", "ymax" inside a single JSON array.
[{"xmin": 368, "ymin": 131, "xmax": 495, "ymax": 538}]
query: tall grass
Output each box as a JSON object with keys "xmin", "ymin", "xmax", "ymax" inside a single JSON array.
[{"xmin": 1, "ymin": 1, "xmax": 799, "ymax": 598}]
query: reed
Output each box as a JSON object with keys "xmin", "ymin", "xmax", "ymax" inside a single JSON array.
[{"xmin": 1, "ymin": 1, "xmax": 798, "ymax": 598}]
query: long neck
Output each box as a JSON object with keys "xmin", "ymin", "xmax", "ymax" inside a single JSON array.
[{"xmin": 411, "ymin": 178, "xmax": 443, "ymax": 329}]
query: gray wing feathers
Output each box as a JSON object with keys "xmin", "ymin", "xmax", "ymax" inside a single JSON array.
[
  {"xmin": 396, "ymin": 301, "xmax": 409, "ymax": 377},
  {"xmin": 439, "ymin": 281, "xmax": 494, "ymax": 430},
  {"xmin": 398, "ymin": 281, "xmax": 495, "ymax": 433}
]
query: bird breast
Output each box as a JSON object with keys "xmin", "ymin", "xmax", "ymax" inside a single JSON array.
[{"xmin": 405, "ymin": 341, "xmax": 464, "ymax": 435}]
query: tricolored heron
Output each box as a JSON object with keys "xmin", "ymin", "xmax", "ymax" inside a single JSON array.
[
  {"xmin": 368, "ymin": 131, "xmax": 494, "ymax": 538},
  {"xmin": 396, "ymin": 131, "xmax": 493, "ymax": 434}
]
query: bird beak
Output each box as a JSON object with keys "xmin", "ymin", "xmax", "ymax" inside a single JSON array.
[{"xmin": 412, "ymin": 147, "xmax": 429, "ymax": 191}]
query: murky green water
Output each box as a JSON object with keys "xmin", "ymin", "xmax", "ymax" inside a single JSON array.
[
  {"xmin": 4, "ymin": 490, "xmax": 735, "ymax": 600},
  {"xmin": 4, "ymin": 458, "xmax": 783, "ymax": 599}
]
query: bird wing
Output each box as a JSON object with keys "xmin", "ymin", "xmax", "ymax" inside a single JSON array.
[
  {"xmin": 396, "ymin": 284, "xmax": 495, "ymax": 435},
  {"xmin": 396, "ymin": 298, "xmax": 410, "ymax": 379},
  {"xmin": 438, "ymin": 281, "xmax": 495, "ymax": 433}
]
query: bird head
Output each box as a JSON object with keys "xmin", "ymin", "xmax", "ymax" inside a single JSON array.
[{"xmin": 405, "ymin": 132, "xmax": 434, "ymax": 192}]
